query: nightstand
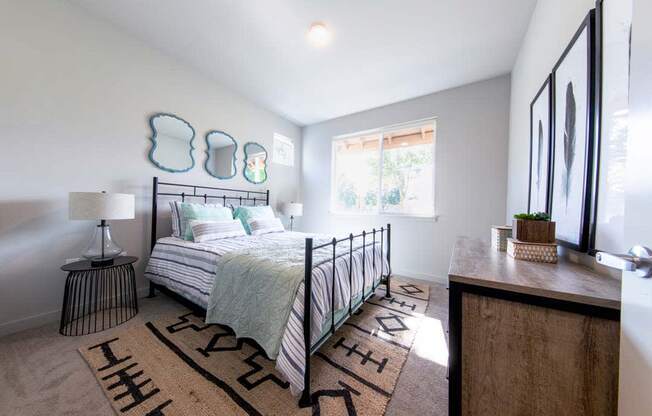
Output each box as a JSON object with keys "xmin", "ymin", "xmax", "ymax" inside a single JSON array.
[{"xmin": 59, "ymin": 256, "xmax": 139, "ymax": 336}]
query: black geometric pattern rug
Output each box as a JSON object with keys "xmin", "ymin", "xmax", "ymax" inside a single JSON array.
[{"xmin": 79, "ymin": 278, "xmax": 430, "ymax": 416}]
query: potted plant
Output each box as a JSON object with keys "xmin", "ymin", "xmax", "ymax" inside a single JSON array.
[{"xmin": 512, "ymin": 212, "xmax": 555, "ymax": 244}]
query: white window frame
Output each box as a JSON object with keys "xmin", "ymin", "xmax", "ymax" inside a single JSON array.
[
  {"xmin": 330, "ymin": 117, "xmax": 437, "ymax": 218},
  {"xmin": 272, "ymin": 133, "xmax": 295, "ymax": 167}
]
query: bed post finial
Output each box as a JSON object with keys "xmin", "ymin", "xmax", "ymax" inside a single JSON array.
[
  {"xmin": 385, "ymin": 223, "xmax": 391, "ymax": 298},
  {"xmin": 299, "ymin": 237, "xmax": 313, "ymax": 407}
]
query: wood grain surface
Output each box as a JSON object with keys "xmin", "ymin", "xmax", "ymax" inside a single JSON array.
[
  {"xmin": 448, "ymin": 237, "xmax": 621, "ymax": 310},
  {"xmin": 513, "ymin": 219, "xmax": 556, "ymax": 243},
  {"xmin": 461, "ymin": 293, "xmax": 619, "ymax": 416}
]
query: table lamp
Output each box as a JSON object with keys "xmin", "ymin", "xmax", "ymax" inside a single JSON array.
[
  {"xmin": 282, "ymin": 202, "xmax": 303, "ymax": 231},
  {"xmin": 69, "ymin": 192, "xmax": 135, "ymax": 266}
]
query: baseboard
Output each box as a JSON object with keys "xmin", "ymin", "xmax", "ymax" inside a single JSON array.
[
  {"xmin": 392, "ymin": 268, "xmax": 448, "ymax": 285},
  {"xmin": 0, "ymin": 286, "xmax": 151, "ymax": 338}
]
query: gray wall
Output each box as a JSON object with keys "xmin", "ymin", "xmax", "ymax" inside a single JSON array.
[
  {"xmin": 0, "ymin": 0, "xmax": 301, "ymax": 335},
  {"xmin": 300, "ymin": 76, "xmax": 511, "ymax": 282}
]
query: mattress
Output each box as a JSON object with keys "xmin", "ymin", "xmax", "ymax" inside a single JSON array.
[{"xmin": 144, "ymin": 230, "xmax": 387, "ymax": 394}]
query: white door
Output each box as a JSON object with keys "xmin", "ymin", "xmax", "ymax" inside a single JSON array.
[{"xmin": 599, "ymin": 0, "xmax": 652, "ymax": 413}]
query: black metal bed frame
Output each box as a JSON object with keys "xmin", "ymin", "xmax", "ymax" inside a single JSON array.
[{"xmin": 147, "ymin": 176, "xmax": 392, "ymax": 407}]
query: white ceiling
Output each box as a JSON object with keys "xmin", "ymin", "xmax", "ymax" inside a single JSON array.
[{"xmin": 69, "ymin": 0, "xmax": 536, "ymax": 126}]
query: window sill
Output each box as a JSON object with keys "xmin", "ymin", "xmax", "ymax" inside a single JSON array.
[{"xmin": 329, "ymin": 211, "xmax": 439, "ymax": 222}]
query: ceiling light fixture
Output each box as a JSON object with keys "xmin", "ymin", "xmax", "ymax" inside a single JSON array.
[{"xmin": 307, "ymin": 22, "xmax": 331, "ymax": 47}]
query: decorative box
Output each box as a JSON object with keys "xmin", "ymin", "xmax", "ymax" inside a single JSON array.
[
  {"xmin": 491, "ymin": 225, "xmax": 512, "ymax": 251},
  {"xmin": 512, "ymin": 219, "xmax": 556, "ymax": 243},
  {"xmin": 507, "ymin": 238, "xmax": 558, "ymax": 263}
]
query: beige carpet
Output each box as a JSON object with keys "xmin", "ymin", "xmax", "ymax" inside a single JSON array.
[
  {"xmin": 0, "ymin": 277, "xmax": 448, "ymax": 416},
  {"xmin": 79, "ymin": 280, "xmax": 429, "ymax": 415}
]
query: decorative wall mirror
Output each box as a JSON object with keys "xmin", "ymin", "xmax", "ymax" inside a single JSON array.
[
  {"xmin": 243, "ymin": 142, "xmax": 268, "ymax": 184},
  {"xmin": 148, "ymin": 113, "xmax": 195, "ymax": 172},
  {"xmin": 205, "ymin": 130, "xmax": 237, "ymax": 179}
]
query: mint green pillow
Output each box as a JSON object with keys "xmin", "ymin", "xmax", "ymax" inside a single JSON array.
[
  {"xmin": 234, "ymin": 206, "xmax": 275, "ymax": 234},
  {"xmin": 180, "ymin": 203, "xmax": 233, "ymax": 240}
]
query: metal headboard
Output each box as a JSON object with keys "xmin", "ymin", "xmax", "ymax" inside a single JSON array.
[{"xmin": 150, "ymin": 176, "xmax": 269, "ymax": 252}]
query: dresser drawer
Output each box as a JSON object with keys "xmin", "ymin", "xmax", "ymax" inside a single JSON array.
[{"xmin": 459, "ymin": 291, "xmax": 619, "ymax": 416}]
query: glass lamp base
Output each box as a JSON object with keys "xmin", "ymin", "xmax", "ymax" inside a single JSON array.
[{"xmin": 82, "ymin": 222, "xmax": 123, "ymax": 264}]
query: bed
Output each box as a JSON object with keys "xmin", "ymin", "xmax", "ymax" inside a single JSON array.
[{"xmin": 145, "ymin": 177, "xmax": 392, "ymax": 407}]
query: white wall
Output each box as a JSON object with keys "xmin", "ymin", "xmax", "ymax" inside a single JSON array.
[
  {"xmin": 300, "ymin": 76, "xmax": 511, "ymax": 283},
  {"xmin": 0, "ymin": 0, "xmax": 301, "ymax": 336},
  {"xmin": 506, "ymin": 0, "xmax": 596, "ymax": 220}
]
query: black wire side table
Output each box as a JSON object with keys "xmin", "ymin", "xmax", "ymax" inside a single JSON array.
[{"xmin": 59, "ymin": 256, "xmax": 138, "ymax": 336}]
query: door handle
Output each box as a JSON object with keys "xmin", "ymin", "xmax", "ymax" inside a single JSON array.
[{"xmin": 596, "ymin": 246, "xmax": 652, "ymax": 278}]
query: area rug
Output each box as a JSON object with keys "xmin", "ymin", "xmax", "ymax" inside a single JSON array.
[{"xmin": 79, "ymin": 279, "xmax": 430, "ymax": 416}]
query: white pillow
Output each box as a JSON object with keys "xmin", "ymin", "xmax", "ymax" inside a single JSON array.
[
  {"xmin": 189, "ymin": 220, "xmax": 246, "ymax": 243},
  {"xmin": 170, "ymin": 201, "xmax": 233, "ymax": 238},
  {"xmin": 248, "ymin": 217, "xmax": 285, "ymax": 236}
]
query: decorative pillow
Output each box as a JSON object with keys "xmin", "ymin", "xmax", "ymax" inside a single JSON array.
[
  {"xmin": 248, "ymin": 217, "xmax": 285, "ymax": 236},
  {"xmin": 233, "ymin": 205, "xmax": 275, "ymax": 234},
  {"xmin": 169, "ymin": 202, "xmax": 233, "ymax": 240},
  {"xmin": 169, "ymin": 201, "xmax": 184, "ymax": 237},
  {"xmin": 189, "ymin": 220, "xmax": 246, "ymax": 243}
]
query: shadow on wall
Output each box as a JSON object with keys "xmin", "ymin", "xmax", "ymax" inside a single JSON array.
[
  {"xmin": 0, "ymin": 193, "xmax": 149, "ymax": 334},
  {"xmin": 0, "ymin": 198, "xmax": 75, "ymax": 323},
  {"xmin": 0, "ymin": 198, "xmax": 75, "ymax": 260},
  {"xmin": 0, "ymin": 184, "xmax": 151, "ymax": 297}
]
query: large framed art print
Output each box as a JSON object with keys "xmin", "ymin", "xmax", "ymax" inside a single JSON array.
[
  {"xmin": 550, "ymin": 10, "xmax": 597, "ymax": 251},
  {"xmin": 528, "ymin": 76, "xmax": 553, "ymax": 214}
]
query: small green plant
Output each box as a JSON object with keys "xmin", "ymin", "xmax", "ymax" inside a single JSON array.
[{"xmin": 513, "ymin": 212, "xmax": 551, "ymax": 221}]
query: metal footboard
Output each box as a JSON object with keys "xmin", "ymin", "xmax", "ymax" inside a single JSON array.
[{"xmin": 299, "ymin": 224, "xmax": 392, "ymax": 407}]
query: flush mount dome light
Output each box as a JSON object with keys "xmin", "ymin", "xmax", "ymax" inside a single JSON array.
[{"xmin": 307, "ymin": 22, "xmax": 331, "ymax": 47}]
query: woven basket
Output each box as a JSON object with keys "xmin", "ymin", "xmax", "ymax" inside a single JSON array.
[
  {"xmin": 491, "ymin": 226, "xmax": 512, "ymax": 251},
  {"xmin": 507, "ymin": 238, "xmax": 558, "ymax": 263}
]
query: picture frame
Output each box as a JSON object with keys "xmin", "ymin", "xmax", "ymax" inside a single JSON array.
[
  {"xmin": 528, "ymin": 75, "xmax": 553, "ymax": 214},
  {"xmin": 589, "ymin": 0, "xmax": 624, "ymax": 256},
  {"xmin": 550, "ymin": 10, "xmax": 597, "ymax": 251}
]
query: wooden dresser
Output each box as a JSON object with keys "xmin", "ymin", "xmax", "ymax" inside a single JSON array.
[{"xmin": 448, "ymin": 237, "xmax": 621, "ymax": 416}]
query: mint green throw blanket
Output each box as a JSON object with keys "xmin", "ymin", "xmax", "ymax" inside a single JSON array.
[{"xmin": 205, "ymin": 236, "xmax": 364, "ymax": 359}]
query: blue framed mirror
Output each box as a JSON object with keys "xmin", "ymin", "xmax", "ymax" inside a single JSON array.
[
  {"xmin": 205, "ymin": 130, "xmax": 237, "ymax": 179},
  {"xmin": 243, "ymin": 142, "xmax": 268, "ymax": 184},
  {"xmin": 148, "ymin": 113, "xmax": 195, "ymax": 172}
]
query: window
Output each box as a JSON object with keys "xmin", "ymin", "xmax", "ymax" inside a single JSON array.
[
  {"xmin": 273, "ymin": 133, "xmax": 295, "ymax": 167},
  {"xmin": 331, "ymin": 119, "xmax": 435, "ymax": 216}
]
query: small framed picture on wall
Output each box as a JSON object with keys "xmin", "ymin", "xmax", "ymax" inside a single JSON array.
[
  {"xmin": 550, "ymin": 10, "xmax": 597, "ymax": 251},
  {"xmin": 528, "ymin": 75, "xmax": 553, "ymax": 214}
]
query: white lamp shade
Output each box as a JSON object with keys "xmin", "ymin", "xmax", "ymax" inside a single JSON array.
[
  {"xmin": 282, "ymin": 202, "xmax": 303, "ymax": 217},
  {"xmin": 69, "ymin": 192, "xmax": 135, "ymax": 220}
]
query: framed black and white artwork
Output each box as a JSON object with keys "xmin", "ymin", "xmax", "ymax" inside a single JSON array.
[
  {"xmin": 528, "ymin": 76, "xmax": 553, "ymax": 214},
  {"xmin": 589, "ymin": 0, "xmax": 626, "ymax": 255},
  {"xmin": 550, "ymin": 10, "xmax": 597, "ymax": 251}
]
